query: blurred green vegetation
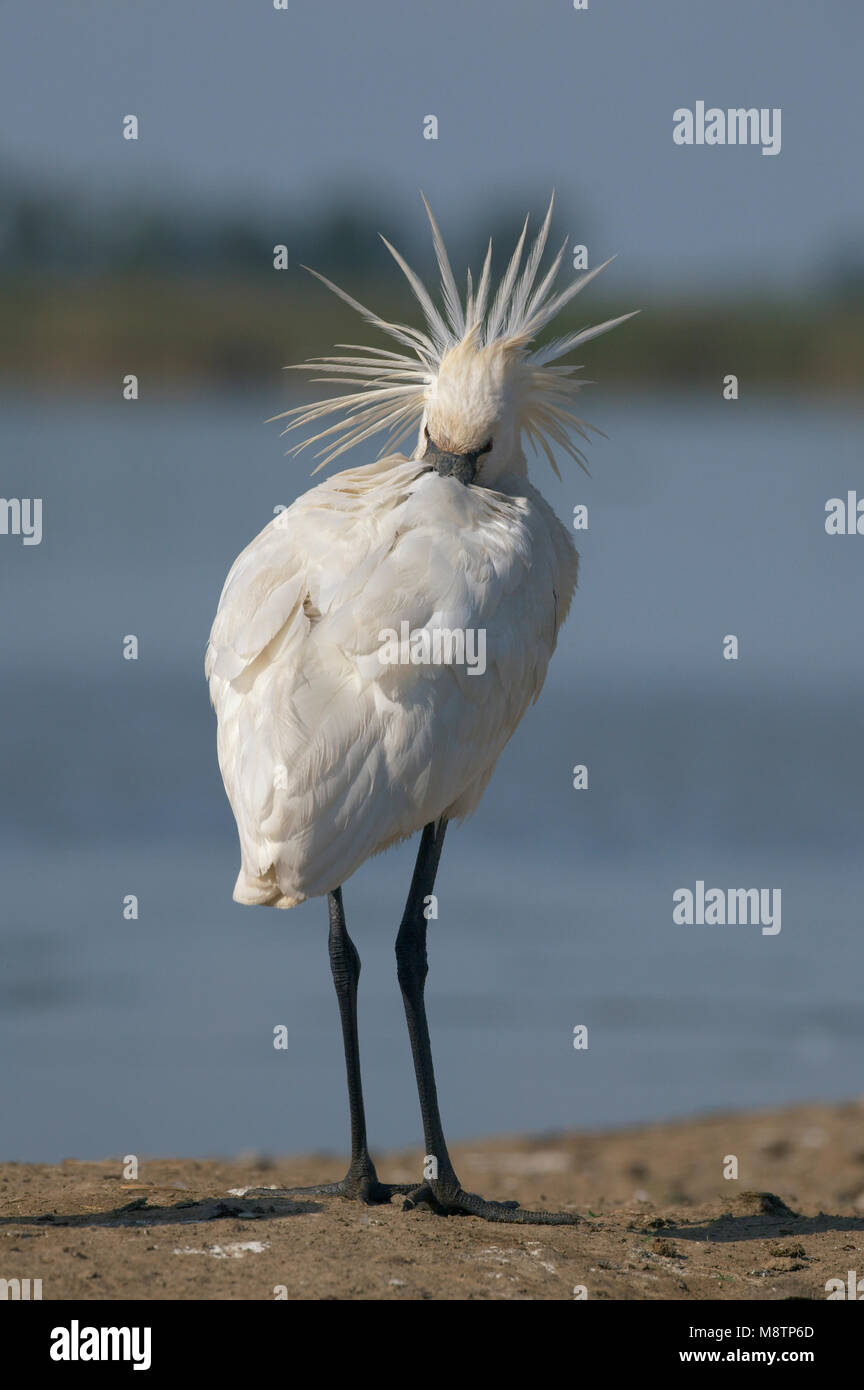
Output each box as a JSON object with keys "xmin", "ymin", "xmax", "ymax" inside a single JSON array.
[
  {"xmin": 0, "ymin": 176, "xmax": 861, "ymax": 393},
  {"xmin": 2, "ymin": 273, "xmax": 861, "ymax": 395}
]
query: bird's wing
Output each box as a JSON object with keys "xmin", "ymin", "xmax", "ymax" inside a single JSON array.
[{"xmin": 206, "ymin": 455, "xmax": 422, "ymax": 685}]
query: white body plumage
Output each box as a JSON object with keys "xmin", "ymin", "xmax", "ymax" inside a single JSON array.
[{"xmin": 206, "ymin": 454, "xmax": 577, "ymax": 906}]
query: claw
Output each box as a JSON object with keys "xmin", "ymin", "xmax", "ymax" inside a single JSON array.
[
  {"xmin": 403, "ymin": 1183, "xmax": 578, "ymax": 1224},
  {"xmin": 244, "ymin": 1175, "xmax": 415, "ymax": 1206}
]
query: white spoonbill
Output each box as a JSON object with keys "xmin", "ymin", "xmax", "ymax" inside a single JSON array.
[{"xmin": 206, "ymin": 195, "xmax": 635, "ymax": 1223}]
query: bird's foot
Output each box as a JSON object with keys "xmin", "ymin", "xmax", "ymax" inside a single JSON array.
[
  {"xmin": 403, "ymin": 1182, "xmax": 579, "ymax": 1225},
  {"xmin": 244, "ymin": 1165, "xmax": 414, "ymax": 1206}
]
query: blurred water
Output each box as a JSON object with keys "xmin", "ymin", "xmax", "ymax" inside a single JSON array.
[{"xmin": 1, "ymin": 388, "xmax": 862, "ymax": 1162}]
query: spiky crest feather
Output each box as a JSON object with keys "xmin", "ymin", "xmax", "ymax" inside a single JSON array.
[{"xmin": 272, "ymin": 194, "xmax": 637, "ymax": 474}]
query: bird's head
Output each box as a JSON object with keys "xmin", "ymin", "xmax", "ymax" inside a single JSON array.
[
  {"xmin": 419, "ymin": 331, "xmax": 525, "ymax": 486},
  {"xmin": 275, "ymin": 194, "xmax": 637, "ymax": 486}
]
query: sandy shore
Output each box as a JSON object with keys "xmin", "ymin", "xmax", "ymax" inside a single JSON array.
[{"xmin": 2, "ymin": 1101, "xmax": 863, "ymax": 1300}]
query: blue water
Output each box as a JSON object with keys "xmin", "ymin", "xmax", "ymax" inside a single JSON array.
[{"xmin": 1, "ymin": 388, "xmax": 862, "ymax": 1161}]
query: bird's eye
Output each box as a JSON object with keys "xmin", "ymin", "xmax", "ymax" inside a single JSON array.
[{"xmin": 477, "ymin": 439, "xmax": 493, "ymax": 456}]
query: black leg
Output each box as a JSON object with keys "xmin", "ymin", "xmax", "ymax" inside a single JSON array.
[
  {"xmin": 396, "ymin": 820, "xmax": 579, "ymax": 1225},
  {"xmin": 247, "ymin": 887, "xmax": 413, "ymax": 1205},
  {"xmin": 328, "ymin": 885, "xmax": 370, "ymax": 1174},
  {"xmin": 322, "ymin": 886, "xmax": 396, "ymax": 1200}
]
